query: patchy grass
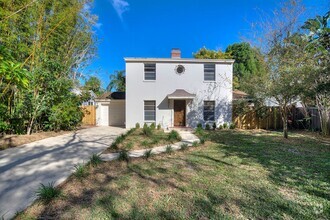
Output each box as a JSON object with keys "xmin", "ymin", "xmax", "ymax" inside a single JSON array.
[
  {"xmin": 18, "ymin": 130, "xmax": 330, "ymax": 219},
  {"xmin": 105, "ymin": 128, "xmax": 180, "ymax": 153}
]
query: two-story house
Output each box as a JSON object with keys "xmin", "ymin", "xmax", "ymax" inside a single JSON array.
[
  {"xmin": 125, "ymin": 49, "xmax": 234, "ymax": 129},
  {"xmin": 96, "ymin": 49, "xmax": 234, "ymax": 128}
]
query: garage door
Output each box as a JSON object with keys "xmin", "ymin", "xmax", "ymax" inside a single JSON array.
[
  {"xmin": 99, "ymin": 104, "xmax": 109, "ymax": 126},
  {"xmin": 109, "ymin": 101, "xmax": 125, "ymax": 126}
]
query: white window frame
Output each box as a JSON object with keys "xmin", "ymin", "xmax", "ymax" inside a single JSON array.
[
  {"xmin": 204, "ymin": 64, "xmax": 216, "ymax": 81},
  {"xmin": 144, "ymin": 63, "xmax": 156, "ymax": 81},
  {"xmin": 144, "ymin": 100, "xmax": 156, "ymax": 121},
  {"xmin": 203, "ymin": 101, "xmax": 215, "ymax": 121}
]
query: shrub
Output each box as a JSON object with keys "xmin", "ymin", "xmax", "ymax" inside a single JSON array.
[
  {"xmin": 165, "ymin": 145, "xmax": 173, "ymax": 154},
  {"xmin": 195, "ymin": 127, "xmax": 204, "ymax": 136},
  {"xmin": 150, "ymin": 123, "xmax": 156, "ymax": 130},
  {"xmin": 197, "ymin": 123, "xmax": 203, "ymax": 129},
  {"xmin": 35, "ymin": 182, "xmax": 61, "ymax": 203},
  {"xmin": 212, "ymin": 122, "xmax": 217, "ymax": 130},
  {"xmin": 48, "ymin": 100, "xmax": 83, "ymax": 131},
  {"xmin": 89, "ymin": 154, "xmax": 102, "ymax": 167},
  {"xmin": 157, "ymin": 123, "xmax": 161, "ymax": 130},
  {"xmin": 205, "ymin": 123, "xmax": 210, "ymax": 130},
  {"xmin": 218, "ymin": 124, "xmax": 223, "ymax": 130},
  {"xmin": 223, "ymin": 123, "xmax": 228, "ymax": 129},
  {"xmin": 192, "ymin": 141, "xmax": 199, "ymax": 147},
  {"xmin": 143, "ymin": 123, "xmax": 148, "ymax": 129},
  {"xmin": 229, "ymin": 123, "xmax": 236, "ymax": 129},
  {"xmin": 200, "ymin": 137, "xmax": 206, "ymax": 144},
  {"xmin": 0, "ymin": 120, "xmax": 9, "ymax": 134},
  {"xmin": 135, "ymin": 123, "xmax": 140, "ymax": 129},
  {"xmin": 143, "ymin": 125, "xmax": 153, "ymax": 137},
  {"xmin": 168, "ymin": 130, "xmax": 181, "ymax": 142},
  {"xmin": 143, "ymin": 149, "xmax": 153, "ymax": 160},
  {"xmin": 74, "ymin": 163, "xmax": 88, "ymax": 179},
  {"xmin": 118, "ymin": 150, "xmax": 130, "ymax": 162},
  {"xmin": 180, "ymin": 143, "xmax": 189, "ymax": 151}
]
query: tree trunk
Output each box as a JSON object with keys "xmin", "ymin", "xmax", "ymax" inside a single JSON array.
[
  {"xmin": 316, "ymin": 94, "xmax": 330, "ymax": 136},
  {"xmin": 281, "ymin": 106, "xmax": 289, "ymax": 139}
]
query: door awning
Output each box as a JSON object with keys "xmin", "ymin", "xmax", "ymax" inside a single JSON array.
[{"xmin": 167, "ymin": 89, "xmax": 196, "ymax": 100}]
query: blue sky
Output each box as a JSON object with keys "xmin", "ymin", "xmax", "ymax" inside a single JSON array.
[{"xmin": 86, "ymin": 0, "xmax": 329, "ymax": 88}]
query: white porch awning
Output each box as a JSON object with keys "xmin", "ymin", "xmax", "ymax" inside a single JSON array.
[{"xmin": 167, "ymin": 89, "xmax": 196, "ymax": 100}]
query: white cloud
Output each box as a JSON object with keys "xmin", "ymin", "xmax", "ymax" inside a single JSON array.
[
  {"xmin": 111, "ymin": 0, "xmax": 129, "ymax": 20},
  {"xmin": 94, "ymin": 22, "xmax": 103, "ymax": 29}
]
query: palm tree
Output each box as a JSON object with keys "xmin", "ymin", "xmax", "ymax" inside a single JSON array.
[{"xmin": 107, "ymin": 70, "xmax": 125, "ymax": 92}]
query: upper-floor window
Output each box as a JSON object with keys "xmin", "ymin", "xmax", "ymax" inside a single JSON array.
[
  {"xmin": 203, "ymin": 101, "xmax": 215, "ymax": 121},
  {"xmin": 144, "ymin": 63, "xmax": 156, "ymax": 80},
  {"xmin": 144, "ymin": 100, "xmax": 156, "ymax": 121},
  {"xmin": 204, "ymin": 64, "xmax": 215, "ymax": 81}
]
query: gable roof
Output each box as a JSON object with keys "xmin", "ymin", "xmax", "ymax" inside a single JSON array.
[
  {"xmin": 97, "ymin": 92, "xmax": 125, "ymax": 100},
  {"xmin": 167, "ymin": 89, "xmax": 196, "ymax": 99}
]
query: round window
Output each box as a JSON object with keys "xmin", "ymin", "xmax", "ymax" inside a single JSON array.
[{"xmin": 175, "ymin": 65, "xmax": 185, "ymax": 75}]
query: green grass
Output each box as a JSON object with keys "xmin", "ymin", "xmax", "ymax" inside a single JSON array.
[{"xmin": 20, "ymin": 130, "xmax": 330, "ymax": 219}]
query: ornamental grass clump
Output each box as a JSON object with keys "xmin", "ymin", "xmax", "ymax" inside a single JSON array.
[
  {"xmin": 165, "ymin": 145, "xmax": 173, "ymax": 154},
  {"xmin": 89, "ymin": 154, "xmax": 102, "ymax": 167},
  {"xmin": 118, "ymin": 150, "xmax": 130, "ymax": 162},
  {"xmin": 168, "ymin": 130, "xmax": 181, "ymax": 142},
  {"xmin": 35, "ymin": 182, "xmax": 61, "ymax": 204},
  {"xmin": 143, "ymin": 149, "xmax": 153, "ymax": 160},
  {"xmin": 74, "ymin": 163, "xmax": 89, "ymax": 179}
]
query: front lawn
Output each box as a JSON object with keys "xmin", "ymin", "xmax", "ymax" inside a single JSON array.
[{"xmin": 18, "ymin": 130, "xmax": 330, "ymax": 219}]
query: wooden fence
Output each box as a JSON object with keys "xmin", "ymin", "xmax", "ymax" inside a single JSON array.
[
  {"xmin": 234, "ymin": 106, "xmax": 329, "ymax": 131},
  {"xmin": 81, "ymin": 106, "xmax": 96, "ymax": 126},
  {"xmin": 233, "ymin": 107, "xmax": 283, "ymax": 130}
]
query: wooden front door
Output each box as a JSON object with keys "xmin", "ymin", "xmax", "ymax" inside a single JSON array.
[{"xmin": 174, "ymin": 100, "xmax": 186, "ymax": 126}]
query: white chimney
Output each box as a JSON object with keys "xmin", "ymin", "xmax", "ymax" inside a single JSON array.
[{"xmin": 171, "ymin": 48, "xmax": 181, "ymax": 58}]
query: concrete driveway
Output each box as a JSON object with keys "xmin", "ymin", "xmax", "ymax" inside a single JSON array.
[{"xmin": 0, "ymin": 126, "xmax": 125, "ymax": 219}]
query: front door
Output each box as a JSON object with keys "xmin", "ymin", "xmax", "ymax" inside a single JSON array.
[{"xmin": 174, "ymin": 100, "xmax": 186, "ymax": 126}]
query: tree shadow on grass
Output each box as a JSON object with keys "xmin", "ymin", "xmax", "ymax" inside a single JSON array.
[{"xmin": 207, "ymin": 130, "xmax": 330, "ymax": 201}]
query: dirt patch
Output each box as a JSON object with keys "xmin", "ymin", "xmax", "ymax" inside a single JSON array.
[{"xmin": 0, "ymin": 126, "xmax": 92, "ymax": 151}]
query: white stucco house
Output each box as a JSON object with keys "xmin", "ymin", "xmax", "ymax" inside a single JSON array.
[{"xmin": 96, "ymin": 49, "xmax": 234, "ymax": 129}]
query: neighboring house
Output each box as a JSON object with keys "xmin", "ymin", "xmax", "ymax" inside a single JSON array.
[
  {"xmin": 233, "ymin": 90, "xmax": 249, "ymax": 101},
  {"xmin": 96, "ymin": 49, "xmax": 234, "ymax": 129},
  {"xmin": 71, "ymin": 88, "xmax": 97, "ymax": 106}
]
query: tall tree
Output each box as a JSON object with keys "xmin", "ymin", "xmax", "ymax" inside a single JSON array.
[
  {"xmin": 302, "ymin": 11, "xmax": 330, "ymax": 136},
  {"xmin": 0, "ymin": 0, "xmax": 97, "ymax": 134},
  {"xmin": 193, "ymin": 47, "xmax": 232, "ymax": 59},
  {"xmin": 107, "ymin": 70, "xmax": 126, "ymax": 92},
  {"xmin": 225, "ymin": 43, "xmax": 267, "ymax": 90},
  {"xmin": 248, "ymin": 0, "xmax": 309, "ymax": 138},
  {"xmin": 84, "ymin": 76, "xmax": 102, "ymax": 95}
]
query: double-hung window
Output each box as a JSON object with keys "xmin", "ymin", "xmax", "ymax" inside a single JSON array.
[
  {"xmin": 204, "ymin": 64, "xmax": 215, "ymax": 81},
  {"xmin": 203, "ymin": 101, "xmax": 215, "ymax": 121},
  {"xmin": 144, "ymin": 101, "xmax": 156, "ymax": 121},
  {"xmin": 144, "ymin": 64, "xmax": 156, "ymax": 80}
]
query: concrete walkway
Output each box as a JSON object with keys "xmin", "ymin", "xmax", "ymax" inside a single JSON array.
[
  {"xmin": 101, "ymin": 128, "xmax": 199, "ymax": 161},
  {"xmin": 0, "ymin": 126, "xmax": 125, "ymax": 219}
]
